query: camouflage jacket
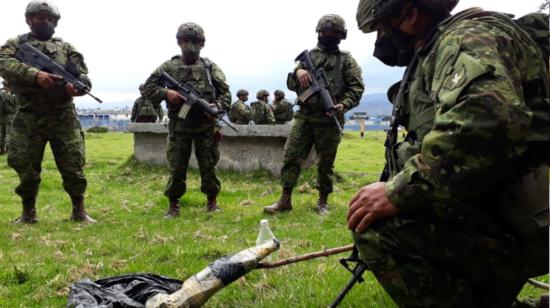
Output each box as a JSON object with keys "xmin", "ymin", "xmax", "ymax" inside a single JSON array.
[
  {"xmin": 131, "ymin": 96, "xmax": 163, "ymax": 122},
  {"xmin": 0, "ymin": 34, "xmax": 91, "ymax": 113},
  {"xmin": 385, "ymin": 9, "xmax": 549, "ymax": 232},
  {"xmin": 144, "ymin": 56, "xmax": 231, "ymax": 133},
  {"xmin": 271, "ymin": 99, "xmax": 294, "ymax": 124},
  {"xmin": 287, "ymin": 46, "xmax": 364, "ymax": 124},
  {"xmin": 228, "ymin": 99, "xmax": 250, "ymax": 124},
  {"xmin": 250, "ymin": 99, "xmax": 275, "ymax": 124}
]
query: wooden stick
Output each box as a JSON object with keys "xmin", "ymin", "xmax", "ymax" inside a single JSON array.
[
  {"xmin": 527, "ymin": 279, "xmax": 550, "ymax": 290},
  {"xmin": 257, "ymin": 244, "xmax": 354, "ymax": 269}
]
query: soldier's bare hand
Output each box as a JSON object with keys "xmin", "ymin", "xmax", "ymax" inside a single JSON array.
[
  {"xmin": 66, "ymin": 83, "xmax": 82, "ymax": 97},
  {"xmin": 326, "ymin": 103, "xmax": 345, "ymax": 117},
  {"xmin": 347, "ymin": 182, "xmax": 401, "ymax": 234},
  {"xmin": 296, "ymin": 69, "xmax": 312, "ymax": 88},
  {"xmin": 166, "ymin": 90, "xmax": 186, "ymax": 104},
  {"xmin": 35, "ymin": 71, "xmax": 63, "ymax": 90}
]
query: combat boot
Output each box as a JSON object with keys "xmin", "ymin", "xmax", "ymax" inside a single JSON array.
[
  {"xmin": 70, "ymin": 195, "xmax": 96, "ymax": 223},
  {"xmin": 164, "ymin": 199, "xmax": 180, "ymax": 219},
  {"xmin": 206, "ymin": 196, "xmax": 221, "ymax": 212},
  {"xmin": 264, "ymin": 188, "xmax": 293, "ymax": 214},
  {"xmin": 14, "ymin": 198, "xmax": 38, "ymax": 224},
  {"xmin": 316, "ymin": 192, "xmax": 330, "ymax": 215}
]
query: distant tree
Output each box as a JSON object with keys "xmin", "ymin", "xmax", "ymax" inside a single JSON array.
[{"xmin": 540, "ymin": 0, "xmax": 550, "ymax": 12}]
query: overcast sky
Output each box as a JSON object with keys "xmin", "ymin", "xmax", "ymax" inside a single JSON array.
[{"xmin": 0, "ymin": 0, "xmax": 545, "ymax": 108}]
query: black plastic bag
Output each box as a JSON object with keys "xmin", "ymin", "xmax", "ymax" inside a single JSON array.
[{"xmin": 67, "ymin": 273, "xmax": 182, "ymax": 308}]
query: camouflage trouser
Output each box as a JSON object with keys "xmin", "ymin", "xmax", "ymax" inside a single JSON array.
[
  {"xmin": 353, "ymin": 214, "xmax": 549, "ymax": 308},
  {"xmin": 0, "ymin": 116, "xmax": 6, "ymax": 152},
  {"xmin": 280, "ymin": 118, "xmax": 341, "ymax": 194},
  {"xmin": 7, "ymin": 109, "xmax": 87, "ymax": 200},
  {"xmin": 164, "ymin": 126, "xmax": 221, "ymax": 201}
]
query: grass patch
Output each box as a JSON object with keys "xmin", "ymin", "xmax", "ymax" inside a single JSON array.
[{"xmin": 0, "ymin": 131, "xmax": 546, "ymax": 307}]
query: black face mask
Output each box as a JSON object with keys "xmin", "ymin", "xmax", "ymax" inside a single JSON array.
[
  {"xmin": 318, "ymin": 36, "xmax": 341, "ymax": 52},
  {"xmin": 373, "ymin": 24, "xmax": 416, "ymax": 67},
  {"xmin": 30, "ymin": 21, "xmax": 55, "ymax": 41}
]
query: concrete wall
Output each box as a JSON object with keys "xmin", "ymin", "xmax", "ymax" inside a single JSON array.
[{"xmin": 127, "ymin": 123, "xmax": 315, "ymax": 176}]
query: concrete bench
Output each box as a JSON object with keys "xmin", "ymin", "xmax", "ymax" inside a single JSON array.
[{"xmin": 127, "ymin": 123, "xmax": 315, "ymax": 176}]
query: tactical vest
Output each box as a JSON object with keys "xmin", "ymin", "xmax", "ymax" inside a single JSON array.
[
  {"xmin": 250, "ymin": 101, "xmax": 270, "ymax": 124},
  {"xmin": 167, "ymin": 57, "xmax": 216, "ymax": 128},
  {"xmin": 289, "ymin": 47, "xmax": 346, "ymax": 121},
  {"xmin": 388, "ymin": 9, "xmax": 550, "ymax": 234},
  {"xmin": 13, "ymin": 34, "xmax": 74, "ymax": 109}
]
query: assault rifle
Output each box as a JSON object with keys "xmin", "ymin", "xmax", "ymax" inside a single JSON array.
[
  {"xmin": 159, "ymin": 71, "xmax": 238, "ymax": 132},
  {"xmin": 15, "ymin": 42, "xmax": 102, "ymax": 103},
  {"xmin": 294, "ymin": 50, "xmax": 343, "ymax": 134}
]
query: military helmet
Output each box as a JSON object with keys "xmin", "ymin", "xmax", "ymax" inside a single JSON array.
[
  {"xmin": 316, "ymin": 14, "xmax": 347, "ymax": 38},
  {"xmin": 256, "ymin": 89, "xmax": 269, "ymax": 99},
  {"xmin": 25, "ymin": 0, "xmax": 60, "ymax": 20},
  {"xmin": 356, "ymin": 0, "xmax": 459, "ymax": 33},
  {"xmin": 176, "ymin": 22, "xmax": 205, "ymax": 41},
  {"xmin": 274, "ymin": 90, "xmax": 285, "ymax": 98},
  {"xmin": 237, "ymin": 89, "xmax": 249, "ymax": 97}
]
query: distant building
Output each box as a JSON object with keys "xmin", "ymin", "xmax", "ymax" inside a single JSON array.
[{"xmin": 77, "ymin": 108, "xmax": 132, "ymax": 132}]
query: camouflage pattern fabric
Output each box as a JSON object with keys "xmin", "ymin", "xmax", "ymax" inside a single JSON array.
[
  {"xmin": 130, "ymin": 96, "xmax": 163, "ymax": 123},
  {"xmin": 353, "ymin": 9, "xmax": 550, "ymax": 307},
  {"xmin": 287, "ymin": 46, "xmax": 364, "ymax": 125},
  {"xmin": 228, "ymin": 99, "xmax": 250, "ymax": 124},
  {"xmin": 0, "ymin": 89, "xmax": 17, "ymax": 153},
  {"xmin": 250, "ymin": 99, "xmax": 275, "ymax": 124},
  {"xmin": 144, "ymin": 55, "xmax": 230, "ymax": 201},
  {"xmin": 280, "ymin": 117, "xmax": 341, "ymax": 194},
  {"xmin": 0, "ymin": 34, "xmax": 90, "ymax": 200},
  {"xmin": 271, "ymin": 99, "xmax": 294, "ymax": 124},
  {"xmin": 281, "ymin": 44, "xmax": 363, "ymax": 193},
  {"xmin": 164, "ymin": 126, "xmax": 220, "ymax": 200}
]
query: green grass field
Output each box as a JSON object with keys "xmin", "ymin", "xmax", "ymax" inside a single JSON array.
[{"xmin": 0, "ymin": 132, "xmax": 546, "ymax": 307}]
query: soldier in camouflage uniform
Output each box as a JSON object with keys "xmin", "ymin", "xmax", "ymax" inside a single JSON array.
[
  {"xmin": 144, "ymin": 22, "xmax": 231, "ymax": 216},
  {"xmin": 271, "ymin": 89, "xmax": 293, "ymax": 124},
  {"xmin": 0, "ymin": 83, "xmax": 17, "ymax": 155},
  {"xmin": 349, "ymin": 0, "xmax": 549, "ymax": 306},
  {"xmin": 130, "ymin": 84, "xmax": 163, "ymax": 123},
  {"xmin": 0, "ymin": 0, "xmax": 96, "ymax": 224},
  {"xmin": 228, "ymin": 89, "xmax": 251, "ymax": 125},
  {"xmin": 250, "ymin": 89, "xmax": 275, "ymax": 124},
  {"xmin": 265, "ymin": 14, "xmax": 364, "ymax": 215}
]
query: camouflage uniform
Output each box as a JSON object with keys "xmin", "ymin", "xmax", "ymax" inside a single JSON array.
[
  {"xmin": 353, "ymin": 6, "xmax": 549, "ymax": 307},
  {"xmin": 271, "ymin": 98, "xmax": 294, "ymax": 124},
  {"xmin": 250, "ymin": 99, "xmax": 275, "ymax": 124},
  {"xmin": 130, "ymin": 96, "xmax": 163, "ymax": 123},
  {"xmin": 0, "ymin": 89, "xmax": 17, "ymax": 154},
  {"xmin": 228, "ymin": 99, "xmax": 250, "ymax": 125},
  {"xmin": 144, "ymin": 56, "xmax": 231, "ymax": 202},
  {"xmin": 283, "ymin": 47, "xmax": 364, "ymax": 194},
  {"xmin": 0, "ymin": 34, "xmax": 89, "ymax": 202}
]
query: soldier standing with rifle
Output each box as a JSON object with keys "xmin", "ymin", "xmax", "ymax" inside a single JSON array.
[
  {"xmin": 144, "ymin": 22, "xmax": 231, "ymax": 216},
  {"xmin": 0, "ymin": 0, "xmax": 96, "ymax": 224},
  {"xmin": 264, "ymin": 14, "xmax": 364, "ymax": 215},
  {"xmin": 345, "ymin": 0, "xmax": 549, "ymax": 307}
]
